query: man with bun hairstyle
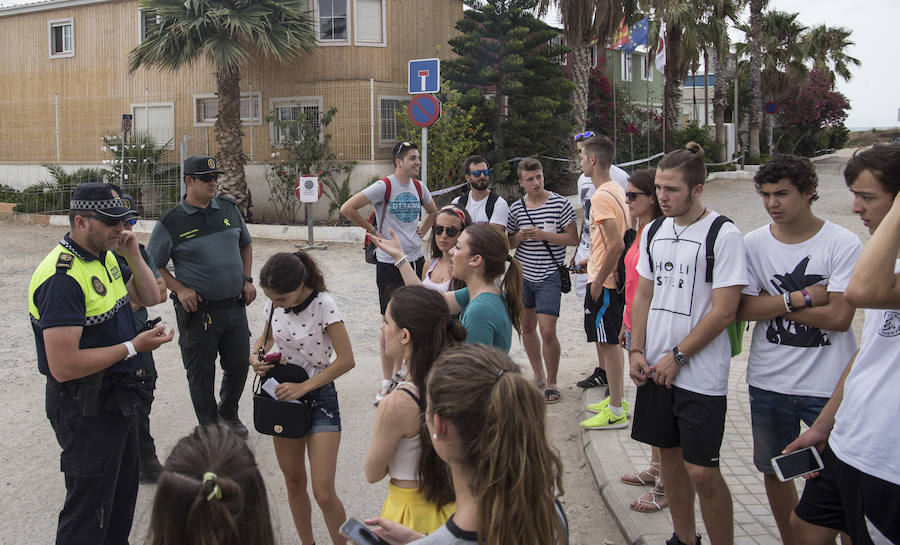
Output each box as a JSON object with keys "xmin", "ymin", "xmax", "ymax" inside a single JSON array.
[{"xmin": 628, "ymin": 143, "xmax": 748, "ymax": 545}]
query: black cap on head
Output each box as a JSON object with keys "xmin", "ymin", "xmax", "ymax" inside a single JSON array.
[
  {"xmin": 121, "ymin": 193, "xmax": 138, "ymax": 215},
  {"xmin": 70, "ymin": 182, "xmax": 138, "ymax": 218},
  {"xmin": 184, "ymin": 155, "xmax": 223, "ymax": 176}
]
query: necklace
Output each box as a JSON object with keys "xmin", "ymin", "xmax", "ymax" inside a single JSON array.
[{"xmin": 672, "ymin": 208, "xmax": 708, "ymax": 242}]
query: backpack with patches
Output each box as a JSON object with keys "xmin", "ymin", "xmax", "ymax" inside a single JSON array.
[
  {"xmin": 364, "ymin": 177, "xmax": 423, "ymax": 264},
  {"xmin": 456, "ymin": 191, "xmax": 499, "ymax": 223},
  {"xmin": 645, "ymin": 214, "xmax": 747, "ymax": 356}
]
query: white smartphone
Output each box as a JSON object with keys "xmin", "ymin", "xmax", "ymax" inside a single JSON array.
[
  {"xmin": 339, "ymin": 518, "xmax": 389, "ymax": 545},
  {"xmin": 771, "ymin": 446, "xmax": 824, "ymax": 481}
]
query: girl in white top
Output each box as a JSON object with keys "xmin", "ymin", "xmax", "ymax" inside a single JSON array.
[
  {"xmin": 422, "ymin": 205, "xmax": 471, "ymax": 293},
  {"xmin": 249, "ymin": 251, "xmax": 355, "ymax": 545},
  {"xmin": 365, "ymin": 286, "xmax": 466, "ymax": 535}
]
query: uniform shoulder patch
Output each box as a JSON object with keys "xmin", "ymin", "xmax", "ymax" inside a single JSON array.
[{"xmin": 56, "ymin": 252, "xmax": 74, "ymax": 270}]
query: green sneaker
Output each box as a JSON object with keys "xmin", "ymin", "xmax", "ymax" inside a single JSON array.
[
  {"xmin": 580, "ymin": 406, "xmax": 629, "ymax": 430},
  {"xmin": 586, "ymin": 397, "xmax": 630, "ymax": 415}
]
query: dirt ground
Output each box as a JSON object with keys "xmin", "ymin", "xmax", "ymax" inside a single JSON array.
[{"xmin": 0, "ymin": 154, "xmax": 866, "ymax": 545}]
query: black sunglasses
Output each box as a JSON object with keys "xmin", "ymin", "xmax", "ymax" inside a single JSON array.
[
  {"xmin": 395, "ymin": 141, "xmax": 418, "ymax": 159},
  {"xmin": 574, "ymin": 131, "xmax": 596, "ymax": 142},
  {"xmin": 86, "ymin": 214, "xmax": 126, "ymax": 227},
  {"xmin": 433, "ymin": 225, "xmax": 461, "ymax": 237},
  {"xmin": 625, "ymin": 191, "xmax": 651, "ymax": 201},
  {"xmin": 194, "ymin": 174, "xmax": 218, "ymax": 183},
  {"xmin": 468, "ymin": 168, "xmax": 491, "ymax": 177}
]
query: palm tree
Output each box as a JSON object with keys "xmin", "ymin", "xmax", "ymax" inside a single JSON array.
[
  {"xmin": 129, "ymin": 0, "xmax": 317, "ymax": 220},
  {"xmin": 537, "ymin": 0, "xmax": 626, "ymax": 131},
  {"xmin": 802, "ymin": 25, "xmax": 860, "ymax": 84},
  {"xmin": 747, "ymin": 0, "xmax": 766, "ymax": 160}
]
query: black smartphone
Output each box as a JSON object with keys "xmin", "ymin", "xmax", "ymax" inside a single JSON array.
[
  {"xmin": 771, "ymin": 446, "xmax": 824, "ymax": 481},
  {"xmin": 339, "ymin": 518, "xmax": 390, "ymax": 545}
]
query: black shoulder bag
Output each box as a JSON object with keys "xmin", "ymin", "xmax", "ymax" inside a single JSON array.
[
  {"xmin": 252, "ymin": 304, "xmax": 313, "ymax": 438},
  {"xmin": 520, "ymin": 198, "xmax": 571, "ymax": 293}
]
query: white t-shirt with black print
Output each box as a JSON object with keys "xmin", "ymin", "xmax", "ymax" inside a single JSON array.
[
  {"xmin": 743, "ymin": 221, "xmax": 862, "ymax": 397},
  {"xmin": 830, "ymin": 260, "xmax": 900, "ymax": 485},
  {"xmin": 363, "ymin": 175, "xmax": 433, "ymax": 263},
  {"xmin": 264, "ymin": 292, "xmax": 343, "ymax": 378},
  {"xmin": 635, "ymin": 212, "xmax": 748, "ymax": 396}
]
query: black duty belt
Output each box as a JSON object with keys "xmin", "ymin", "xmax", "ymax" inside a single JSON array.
[{"xmin": 199, "ymin": 296, "xmax": 242, "ymax": 311}]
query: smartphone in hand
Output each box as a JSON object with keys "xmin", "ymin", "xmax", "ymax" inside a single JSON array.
[
  {"xmin": 340, "ymin": 519, "xmax": 390, "ymax": 545},
  {"xmin": 771, "ymin": 446, "xmax": 824, "ymax": 481}
]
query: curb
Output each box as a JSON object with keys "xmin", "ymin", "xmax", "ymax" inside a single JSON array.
[{"xmin": 583, "ymin": 429, "xmax": 647, "ymax": 545}]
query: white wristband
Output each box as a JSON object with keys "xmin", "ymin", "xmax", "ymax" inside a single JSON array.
[
  {"xmin": 394, "ymin": 254, "xmax": 408, "ymax": 266},
  {"xmin": 783, "ymin": 292, "xmax": 794, "ymax": 313},
  {"xmin": 123, "ymin": 341, "xmax": 137, "ymax": 359}
]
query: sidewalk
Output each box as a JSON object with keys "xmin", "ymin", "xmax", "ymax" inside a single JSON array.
[{"xmin": 581, "ymin": 351, "xmax": 790, "ymax": 545}]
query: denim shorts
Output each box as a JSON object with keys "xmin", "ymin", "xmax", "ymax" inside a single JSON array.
[
  {"xmin": 522, "ymin": 272, "xmax": 562, "ymax": 317},
  {"xmin": 749, "ymin": 385, "xmax": 828, "ymax": 474},
  {"xmin": 306, "ymin": 381, "xmax": 342, "ymax": 434}
]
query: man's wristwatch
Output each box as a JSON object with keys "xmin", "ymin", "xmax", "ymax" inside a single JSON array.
[
  {"xmin": 244, "ymin": 276, "xmax": 253, "ymax": 284},
  {"xmin": 672, "ymin": 346, "xmax": 689, "ymax": 367}
]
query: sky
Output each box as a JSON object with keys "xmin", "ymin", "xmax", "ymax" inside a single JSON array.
[{"xmin": 2, "ymin": 0, "xmax": 896, "ymax": 128}]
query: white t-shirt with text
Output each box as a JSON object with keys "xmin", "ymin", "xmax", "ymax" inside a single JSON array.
[
  {"xmin": 830, "ymin": 260, "xmax": 900, "ymax": 485},
  {"xmin": 636, "ymin": 212, "xmax": 748, "ymax": 396},
  {"xmin": 743, "ymin": 221, "xmax": 861, "ymax": 397}
]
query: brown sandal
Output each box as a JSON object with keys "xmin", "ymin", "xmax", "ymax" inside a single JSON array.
[
  {"xmin": 630, "ymin": 482, "xmax": 668, "ymax": 513},
  {"xmin": 621, "ymin": 462, "xmax": 660, "ymax": 486}
]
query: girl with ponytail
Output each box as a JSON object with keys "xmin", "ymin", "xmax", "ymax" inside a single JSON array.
[
  {"xmin": 372, "ymin": 223, "xmax": 523, "ymax": 352},
  {"xmin": 365, "ymin": 286, "xmax": 466, "ymax": 535},
  {"xmin": 148, "ymin": 424, "xmax": 275, "ymax": 545},
  {"xmin": 364, "ymin": 344, "xmax": 569, "ymax": 545},
  {"xmin": 249, "ymin": 250, "xmax": 355, "ymax": 545}
]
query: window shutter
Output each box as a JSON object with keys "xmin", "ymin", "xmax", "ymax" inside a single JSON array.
[{"xmin": 356, "ymin": 0, "xmax": 383, "ymax": 43}]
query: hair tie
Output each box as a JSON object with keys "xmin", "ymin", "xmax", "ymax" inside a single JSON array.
[
  {"xmin": 505, "ymin": 255, "xmax": 512, "ymax": 263},
  {"xmin": 203, "ymin": 472, "xmax": 222, "ymax": 501},
  {"xmin": 496, "ymin": 369, "xmax": 506, "ymax": 381}
]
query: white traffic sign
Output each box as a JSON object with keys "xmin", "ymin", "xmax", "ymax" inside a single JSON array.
[
  {"xmin": 295, "ymin": 176, "xmax": 321, "ymax": 203},
  {"xmin": 408, "ymin": 58, "xmax": 440, "ymax": 94}
]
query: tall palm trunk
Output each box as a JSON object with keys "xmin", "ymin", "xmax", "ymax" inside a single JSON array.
[
  {"xmin": 663, "ymin": 26, "xmax": 683, "ymax": 134},
  {"xmin": 570, "ymin": 39, "xmax": 591, "ymax": 132},
  {"xmin": 703, "ymin": 49, "xmax": 709, "ymax": 128},
  {"xmin": 748, "ymin": 0, "xmax": 763, "ymax": 160},
  {"xmin": 215, "ymin": 65, "xmax": 252, "ymax": 219},
  {"xmin": 713, "ymin": 50, "xmax": 728, "ymax": 162}
]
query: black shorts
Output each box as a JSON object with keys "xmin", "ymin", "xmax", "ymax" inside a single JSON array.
[
  {"xmin": 375, "ymin": 257, "xmax": 425, "ymax": 314},
  {"xmin": 630, "ymin": 381, "xmax": 727, "ymax": 467},
  {"xmin": 584, "ymin": 284, "xmax": 624, "ymax": 344},
  {"xmin": 795, "ymin": 446, "xmax": 900, "ymax": 545}
]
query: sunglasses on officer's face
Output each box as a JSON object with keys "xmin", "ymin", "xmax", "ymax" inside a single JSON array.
[
  {"xmin": 194, "ymin": 174, "xmax": 218, "ymax": 183},
  {"xmin": 468, "ymin": 169, "xmax": 491, "ymax": 177},
  {"xmin": 574, "ymin": 131, "xmax": 596, "ymax": 142},
  {"xmin": 433, "ymin": 225, "xmax": 461, "ymax": 237},
  {"xmin": 86, "ymin": 214, "xmax": 126, "ymax": 227}
]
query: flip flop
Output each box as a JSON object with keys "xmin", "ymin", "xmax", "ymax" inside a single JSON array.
[
  {"xmin": 621, "ymin": 463, "xmax": 660, "ymax": 486},
  {"xmin": 544, "ymin": 389, "xmax": 561, "ymax": 404},
  {"xmin": 630, "ymin": 483, "xmax": 667, "ymax": 513}
]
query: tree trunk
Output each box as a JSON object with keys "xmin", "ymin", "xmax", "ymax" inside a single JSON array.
[
  {"xmin": 215, "ymin": 65, "xmax": 252, "ymax": 220},
  {"xmin": 663, "ymin": 26, "xmax": 683, "ymax": 135},
  {"xmin": 703, "ymin": 50, "xmax": 709, "ymax": 128},
  {"xmin": 713, "ymin": 51, "xmax": 728, "ymax": 162},
  {"xmin": 748, "ymin": 0, "xmax": 764, "ymax": 161},
  {"xmin": 570, "ymin": 39, "xmax": 591, "ymax": 133}
]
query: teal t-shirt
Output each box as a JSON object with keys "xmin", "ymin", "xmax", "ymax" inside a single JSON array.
[{"xmin": 454, "ymin": 288, "xmax": 512, "ymax": 353}]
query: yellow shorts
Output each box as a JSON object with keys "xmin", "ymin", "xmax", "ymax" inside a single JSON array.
[{"xmin": 380, "ymin": 482, "xmax": 455, "ymax": 535}]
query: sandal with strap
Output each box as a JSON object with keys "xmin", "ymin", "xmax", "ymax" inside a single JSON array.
[
  {"xmin": 544, "ymin": 389, "xmax": 561, "ymax": 404},
  {"xmin": 621, "ymin": 462, "xmax": 660, "ymax": 486},
  {"xmin": 630, "ymin": 482, "xmax": 667, "ymax": 513}
]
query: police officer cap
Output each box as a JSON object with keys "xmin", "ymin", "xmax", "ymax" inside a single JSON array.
[
  {"xmin": 121, "ymin": 193, "xmax": 139, "ymax": 215},
  {"xmin": 70, "ymin": 182, "xmax": 138, "ymax": 219},
  {"xmin": 184, "ymin": 155, "xmax": 223, "ymax": 176}
]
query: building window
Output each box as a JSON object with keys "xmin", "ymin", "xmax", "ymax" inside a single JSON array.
[
  {"xmin": 550, "ymin": 35, "xmax": 566, "ymax": 65},
  {"xmin": 639, "ymin": 55, "xmax": 653, "ymax": 81},
  {"xmin": 379, "ymin": 96, "xmax": 409, "ymax": 145},
  {"xmin": 621, "ymin": 52, "xmax": 633, "ymax": 82},
  {"xmin": 589, "ymin": 44, "xmax": 600, "ymax": 69},
  {"xmin": 355, "ymin": 0, "xmax": 384, "ymax": 45},
  {"xmin": 131, "ymin": 102, "xmax": 175, "ymax": 149},
  {"xmin": 318, "ymin": 0, "xmax": 347, "ymax": 42},
  {"xmin": 269, "ymin": 97, "xmax": 323, "ymax": 146},
  {"xmin": 193, "ymin": 93, "xmax": 262, "ymax": 126},
  {"xmin": 139, "ymin": 10, "xmax": 161, "ymax": 42},
  {"xmin": 49, "ymin": 19, "xmax": 74, "ymax": 58}
]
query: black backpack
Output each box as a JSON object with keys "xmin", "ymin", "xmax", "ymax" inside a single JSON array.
[{"xmin": 457, "ymin": 191, "xmax": 499, "ymax": 221}]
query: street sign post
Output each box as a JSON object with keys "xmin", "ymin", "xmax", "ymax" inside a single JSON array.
[
  {"xmin": 408, "ymin": 58, "xmax": 440, "ymax": 94},
  {"xmin": 294, "ymin": 176, "xmax": 326, "ymax": 250},
  {"xmin": 407, "ymin": 94, "xmax": 442, "ymax": 185},
  {"xmin": 763, "ymin": 102, "xmax": 778, "ymax": 115},
  {"xmin": 120, "ymin": 114, "xmax": 133, "ymax": 184}
]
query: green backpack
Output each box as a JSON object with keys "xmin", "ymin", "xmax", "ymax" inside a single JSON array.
[{"xmin": 646, "ymin": 215, "xmax": 747, "ymax": 357}]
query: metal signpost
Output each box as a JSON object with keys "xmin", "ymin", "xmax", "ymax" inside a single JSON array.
[
  {"xmin": 120, "ymin": 114, "xmax": 132, "ymax": 185},
  {"xmin": 295, "ymin": 176, "xmax": 326, "ymax": 250},
  {"xmin": 407, "ymin": 58, "xmax": 441, "ymax": 185},
  {"xmin": 764, "ymin": 102, "xmax": 778, "ymax": 158}
]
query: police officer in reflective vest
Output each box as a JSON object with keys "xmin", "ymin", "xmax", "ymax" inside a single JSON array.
[
  {"xmin": 147, "ymin": 155, "xmax": 256, "ymax": 438},
  {"xmin": 29, "ymin": 182, "xmax": 174, "ymax": 545}
]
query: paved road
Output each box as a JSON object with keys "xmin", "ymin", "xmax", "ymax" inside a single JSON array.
[{"xmin": 581, "ymin": 155, "xmax": 870, "ymax": 545}]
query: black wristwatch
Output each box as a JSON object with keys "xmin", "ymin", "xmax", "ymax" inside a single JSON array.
[
  {"xmin": 672, "ymin": 346, "xmax": 689, "ymax": 367},
  {"xmin": 244, "ymin": 275, "xmax": 253, "ymax": 284}
]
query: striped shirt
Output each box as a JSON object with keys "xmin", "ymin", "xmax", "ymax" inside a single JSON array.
[{"xmin": 507, "ymin": 192, "xmax": 576, "ymax": 282}]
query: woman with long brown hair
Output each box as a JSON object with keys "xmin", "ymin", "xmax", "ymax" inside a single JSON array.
[
  {"xmin": 422, "ymin": 205, "xmax": 471, "ymax": 293},
  {"xmin": 372, "ymin": 223, "xmax": 522, "ymax": 352},
  {"xmin": 364, "ymin": 343, "xmax": 569, "ymax": 545},
  {"xmin": 365, "ymin": 286, "xmax": 465, "ymax": 535}
]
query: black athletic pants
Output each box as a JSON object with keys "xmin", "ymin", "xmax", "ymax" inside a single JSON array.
[{"xmin": 135, "ymin": 350, "xmax": 158, "ymax": 467}]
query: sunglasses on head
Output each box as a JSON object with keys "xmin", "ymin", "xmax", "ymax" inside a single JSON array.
[
  {"xmin": 433, "ymin": 225, "xmax": 461, "ymax": 237},
  {"xmin": 625, "ymin": 191, "xmax": 651, "ymax": 201},
  {"xmin": 468, "ymin": 168, "xmax": 491, "ymax": 177},
  {"xmin": 574, "ymin": 131, "xmax": 596, "ymax": 142},
  {"xmin": 395, "ymin": 141, "xmax": 417, "ymax": 159},
  {"xmin": 86, "ymin": 214, "xmax": 127, "ymax": 227}
]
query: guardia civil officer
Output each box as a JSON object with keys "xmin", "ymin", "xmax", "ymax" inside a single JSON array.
[
  {"xmin": 29, "ymin": 182, "xmax": 174, "ymax": 545},
  {"xmin": 147, "ymin": 155, "xmax": 256, "ymax": 438}
]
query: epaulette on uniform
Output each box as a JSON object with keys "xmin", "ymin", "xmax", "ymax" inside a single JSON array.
[{"xmin": 55, "ymin": 252, "xmax": 74, "ymax": 271}]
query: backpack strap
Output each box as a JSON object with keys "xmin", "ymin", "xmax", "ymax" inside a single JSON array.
[
  {"xmin": 457, "ymin": 191, "xmax": 469, "ymax": 209},
  {"xmin": 645, "ymin": 216, "xmax": 666, "ymax": 273},
  {"xmin": 486, "ymin": 191, "xmax": 499, "ymax": 220},
  {"xmin": 704, "ymin": 215, "xmax": 732, "ymax": 283}
]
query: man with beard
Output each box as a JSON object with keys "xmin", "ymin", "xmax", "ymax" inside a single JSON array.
[{"xmin": 451, "ymin": 154, "xmax": 509, "ymax": 232}]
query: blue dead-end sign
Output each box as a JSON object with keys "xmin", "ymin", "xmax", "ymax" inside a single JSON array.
[
  {"xmin": 764, "ymin": 101, "xmax": 778, "ymax": 115},
  {"xmin": 408, "ymin": 94, "xmax": 442, "ymax": 128},
  {"xmin": 408, "ymin": 58, "xmax": 440, "ymax": 94}
]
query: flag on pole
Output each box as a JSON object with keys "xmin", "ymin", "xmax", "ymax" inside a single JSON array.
[
  {"xmin": 622, "ymin": 17, "xmax": 649, "ymax": 53},
  {"xmin": 655, "ymin": 22, "xmax": 666, "ymax": 73},
  {"xmin": 611, "ymin": 16, "xmax": 629, "ymax": 48}
]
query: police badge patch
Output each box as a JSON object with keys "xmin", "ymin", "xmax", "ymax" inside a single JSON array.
[
  {"xmin": 91, "ymin": 276, "xmax": 107, "ymax": 296},
  {"xmin": 56, "ymin": 253, "xmax": 74, "ymax": 269},
  {"xmin": 208, "ymin": 158, "xmax": 216, "ymax": 169}
]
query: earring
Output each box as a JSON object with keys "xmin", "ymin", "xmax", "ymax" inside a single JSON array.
[{"xmin": 431, "ymin": 433, "xmax": 438, "ymax": 440}]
